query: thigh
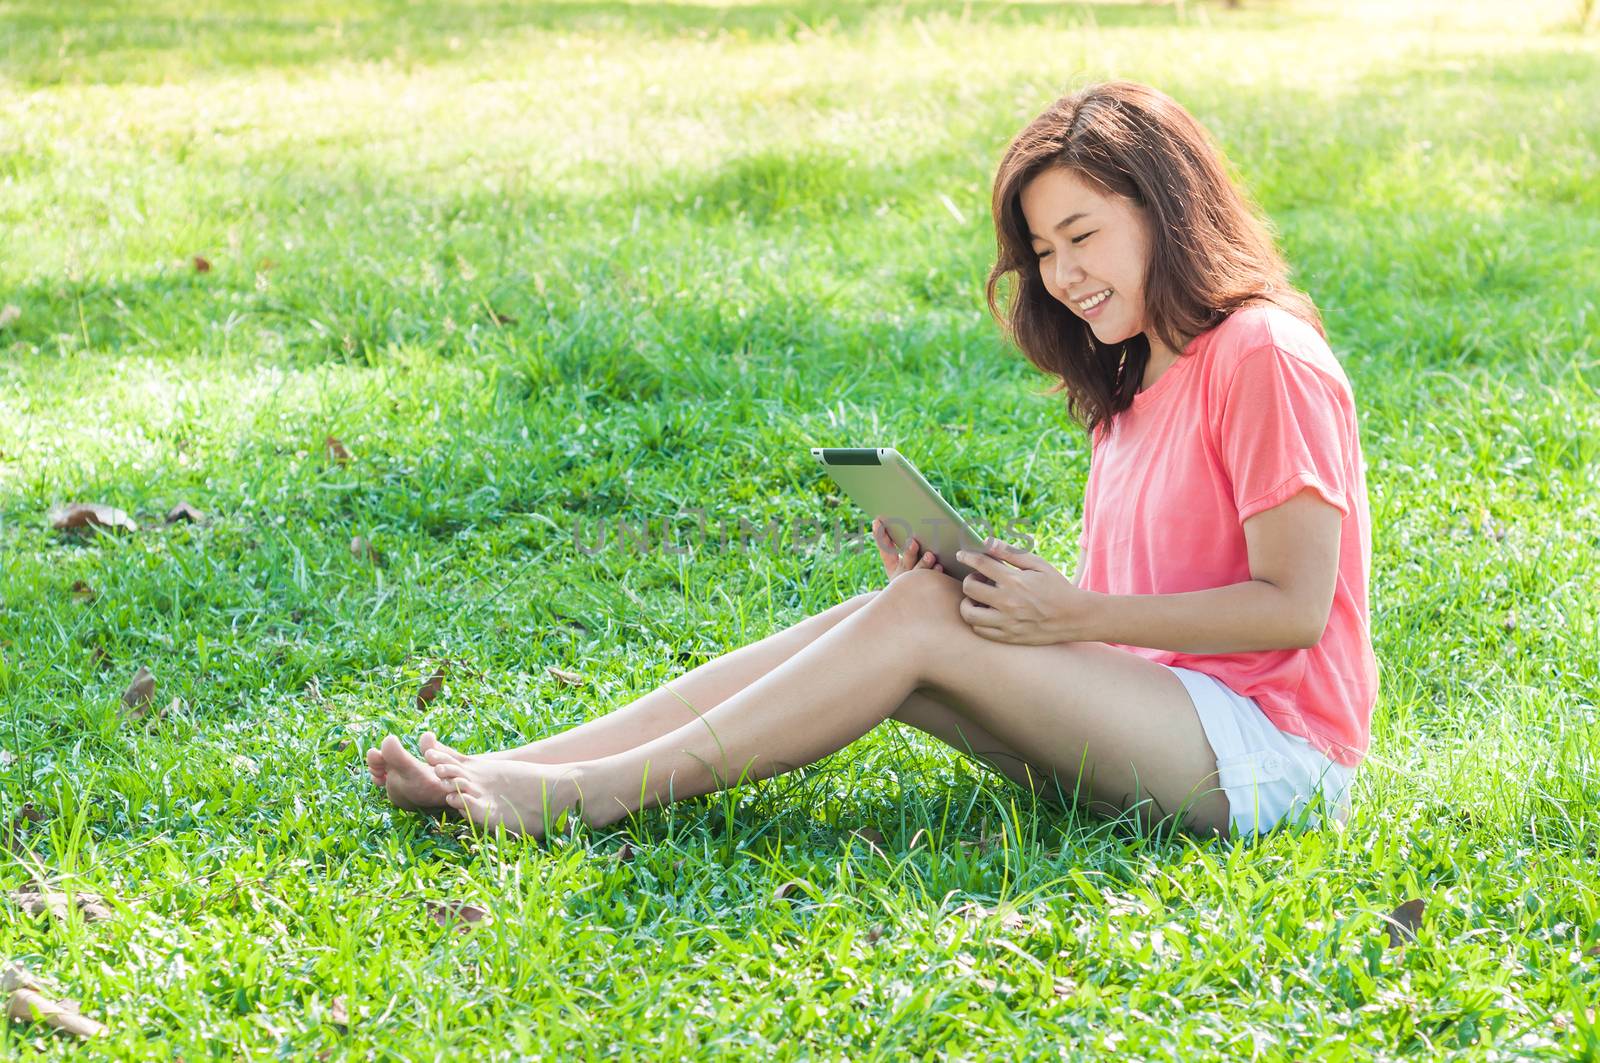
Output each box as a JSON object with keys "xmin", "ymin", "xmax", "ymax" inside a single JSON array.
[{"xmin": 884, "ymin": 570, "xmax": 1230, "ymax": 834}]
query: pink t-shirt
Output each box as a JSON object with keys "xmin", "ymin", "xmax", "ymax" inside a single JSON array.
[{"xmin": 1077, "ymin": 302, "xmax": 1377, "ymax": 767}]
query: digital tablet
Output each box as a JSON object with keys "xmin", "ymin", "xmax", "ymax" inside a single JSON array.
[{"xmin": 810, "ymin": 447, "xmax": 988, "ymax": 583}]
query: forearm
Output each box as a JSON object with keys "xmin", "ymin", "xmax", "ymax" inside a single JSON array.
[{"xmin": 1082, "ymin": 579, "xmax": 1317, "ymax": 654}]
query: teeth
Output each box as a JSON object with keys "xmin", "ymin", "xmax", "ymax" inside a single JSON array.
[{"xmin": 1077, "ymin": 289, "xmax": 1113, "ymax": 311}]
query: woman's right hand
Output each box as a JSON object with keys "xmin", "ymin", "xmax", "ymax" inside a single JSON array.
[{"xmin": 872, "ymin": 517, "xmax": 943, "ymax": 584}]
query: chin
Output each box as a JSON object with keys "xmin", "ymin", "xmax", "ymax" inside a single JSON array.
[{"xmin": 1087, "ymin": 318, "xmax": 1138, "ymax": 346}]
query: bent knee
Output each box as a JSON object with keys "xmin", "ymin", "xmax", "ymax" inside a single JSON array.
[{"xmin": 878, "ymin": 567, "xmax": 966, "ymax": 617}]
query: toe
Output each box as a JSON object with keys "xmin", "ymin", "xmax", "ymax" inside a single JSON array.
[
  {"xmin": 380, "ymin": 733, "xmax": 411, "ymax": 762},
  {"xmin": 463, "ymin": 793, "xmax": 494, "ymax": 826},
  {"xmin": 435, "ymin": 763, "xmax": 463, "ymax": 780}
]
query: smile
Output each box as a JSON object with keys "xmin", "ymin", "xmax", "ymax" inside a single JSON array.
[{"xmin": 1077, "ymin": 289, "xmax": 1113, "ymax": 311}]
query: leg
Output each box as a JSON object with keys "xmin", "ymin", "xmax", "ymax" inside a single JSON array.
[
  {"xmin": 429, "ymin": 569, "xmax": 1230, "ymax": 838},
  {"xmin": 368, "ymin": 590, "xmax": 882, "ymax": 810}
]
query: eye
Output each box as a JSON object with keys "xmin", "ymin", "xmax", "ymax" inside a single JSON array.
[
  {"xmin": 1071, "ymin": 231, "xmax": 1095, "ymax": 245},
  {"xmin": 1035, "ymin": 248, "xmax": 1052, "ymax": 259}
]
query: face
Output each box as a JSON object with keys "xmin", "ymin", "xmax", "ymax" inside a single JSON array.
[{"xmin": 1019, "ymin": 166, "xmax": 1156, "ymax": 350}]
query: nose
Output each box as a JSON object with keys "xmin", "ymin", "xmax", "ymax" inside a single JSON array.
[{"xmin": 1054, "ymin": 257, "xmax": 1083, "ymax": 293}]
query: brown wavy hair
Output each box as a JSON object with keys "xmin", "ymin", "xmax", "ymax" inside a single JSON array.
[{"xmin": 985, "ymin": 81, "xmax": 1323, "ymax": 434}]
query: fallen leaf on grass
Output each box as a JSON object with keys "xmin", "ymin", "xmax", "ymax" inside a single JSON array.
[
  {"xmin": 2, "ymin": 963, "xmax": 106, "ymax": 1040},
  {"xmin": 9, "ymin": 888, "xmax": 114, "ymax": 923},
  {"xmin": 773, "ymin": 881, "xmax": 807, "ymax": 902},
  {"xmin": 617, "ymin": 842, "xmax": 635, "ymax": 863},
  {"xmin": 0, "ymin": 304, "xmax": 20, "ymax": 329},
  {"xmin": 416, "ymin": 666, "xmax": 447, "ymax": 709},
  {"xmin": 70, "ymin": 580, "xmax": 95, "ymax": 602},
  {"xmin": 121, "ymin": 667, "xmax": 156, "ymax": 713},
  {"xmin": 958, "ymin": 816, "xmax": 1004, "ymax": 856},
  {"xmin": 329, "ymin": 994, "xmax": 350, "ymax": 1030},
  {"xmin": 1384, "ymin": 897, "xmax": 1427, "ymax": 948},
  {"xmin": 350, "ymin": 536, "xmax": 382, "ymax": 566},
  {"xmin": 851, "ymin": 827, "xmax": 887, "ymax": 848},
  {"xmin": 192, "ymin": 255, "xmax": 212, "ymax": 273},
  {"xmin": 325, "ymin": 435, "xmax": 352, "ymax": 464},
  {"xmin": 546, "ymin": 666, "xmax": 585, "ymax": 685},
  {"xmin": 165, "ymin": 502, "xmax": 204, "ymax": 524},
  {"xmin": 48, "ymin": 503, "xmax": 137, "ymax": 534},
  {"xmin": 424, "ymin": 899, "xmax": 491, "ymax": 931}
]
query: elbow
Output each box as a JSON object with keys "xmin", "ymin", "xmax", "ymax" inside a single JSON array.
[{"xmin": 1293, "ymin": 608, "xmax": 1332, "ymax": 650}]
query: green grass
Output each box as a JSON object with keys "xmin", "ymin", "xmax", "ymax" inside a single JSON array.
[{"xmin": 2, "ymin": 0, "xmax": 1598, "ymax": 1056}]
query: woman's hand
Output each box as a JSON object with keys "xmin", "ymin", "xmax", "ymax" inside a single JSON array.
[
  {"xmin": 955, "ymin": 538, "xmax": 1099, "ymax": 644},
  {"xmin": 872, "ymin": 517, "xmax": 944, "ymax": 585}
]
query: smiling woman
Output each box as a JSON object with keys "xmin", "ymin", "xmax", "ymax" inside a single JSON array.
[{"xmin": 368, "ymin": 80, "xmax": 1376, "ymax": 845}]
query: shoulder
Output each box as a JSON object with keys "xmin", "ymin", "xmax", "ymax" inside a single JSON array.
[{"xmin": 1197, "ymin": 301, "xmax": 1351, "ymax": 398}]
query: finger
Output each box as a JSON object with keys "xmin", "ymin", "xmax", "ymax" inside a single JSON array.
[
  {"xmin": 985, "ymin": 538, "xmax": 1045, "ymax": 571},
  {"xmin": 959, "ymin": 596, "xmax": 999, "ymax": 626},
  {"xmin": 961, "ymin": 574, "xmax": 1001, "ymax": 607},
  {"xmin": 957, "ymin": 548, "xmax": 1008, "ymax": 582}
]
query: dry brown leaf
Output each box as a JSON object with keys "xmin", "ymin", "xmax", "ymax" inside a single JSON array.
[
  {"xmin": 0, "ymin": 303, "xmax": 20, "ymax": 329},
  {"xmin": 48, "ymin": 503, "xmax": 138, "ymax": 534},
  {"xmin": 70, "ymin": 579, "xmax": 95, "ymax": 603},
  {"xmin": 1385, "ymin": 897, "xmax": 1426, "ymax": 948},
  {"xmin": 546, "ymin": 666, "xmax": 585, "ymax": 685},
  {"xmin": 958, "ymin": 816, "xmax": 1004, "ymax": 856},
  {"xmin": 90, "ymin": 644, "xmax": 112, "ymax": 671},
  {"xmin": 424, "ymin": 899, "xmax": 490, "ymax": 930},
  {"xmin": 865, "ymin": 925, "xmax": 886, "ymax": 944},
  {"xmin": 16, "ymin": 802, "xmax": 47, "ymax": 825},
  {"xmin": 329, "ymin": 994, "xmax": 350, "ymax": 1030},
  {"xmin": 3, "ymin": 962, "xmax": 106, "ymax": 1040},
  {"xmin": 121, "ymin": 666, "xmax": 156, "ymax": 713},
  {"xmin": 350, "ymin": 536, "xmax": 381, "ymax": 566},
  {"xmin": 192, "ymin": 254, "xmax": 212, "ymax": 273},
  {"xmin": 165, "ymin": 502, "xmax": 204, "ymax": 524},
  {"xmin": 617, "ymin": 842, "xmax": 635, "ymax": 863},
  {"xmin": 852, "ymin": 827, "xmax": 887, "ymax": 848},
  {"xmin": 416, "ymin": 666, "xmax": 447, "ymax": 709},
  {"xmin": 10, "ymin": 888, "xmax": 114, "ymax": 923},
  {"xmin": 773, "ymin": 881, "xmax": 806, "ymax": 902},
  {"xmin": 325, "ymin": 435, "xmax": 352, "ymax": 464}
]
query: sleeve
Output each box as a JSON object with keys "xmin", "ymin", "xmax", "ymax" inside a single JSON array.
[{"xmin": 1216, "ymin": 344, "xmax": 1354, "ymax": 524}]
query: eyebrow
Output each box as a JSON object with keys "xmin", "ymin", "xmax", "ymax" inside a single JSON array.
[{"xmin": 1026, "ymin": 212, "xmax": 1090, "ymax": 240}]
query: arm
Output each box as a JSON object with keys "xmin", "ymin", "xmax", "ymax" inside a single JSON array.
[
  {"xmin": 958, "ymin": 489, "xmax": 1341, "ymax": 653},
  {"xmin": 1083, "ymin": 489, "xmax": 1342, "ymax": 652}
]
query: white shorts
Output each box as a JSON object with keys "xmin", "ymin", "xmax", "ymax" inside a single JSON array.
[{"xmin": 1167, "ymin": 665, "xmax": 1356, "ymax": 838}]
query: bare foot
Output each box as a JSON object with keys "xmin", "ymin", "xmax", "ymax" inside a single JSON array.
[
  {"xmin": 367, "ymin": 732, "xmax": 456, "ymax": 812},
  {"xmin": 425, "ymin": 753, "xmax": 586, "ymax": 839}
]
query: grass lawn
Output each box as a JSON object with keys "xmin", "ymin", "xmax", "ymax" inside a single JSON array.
[{"xmin": 2, "ymin": 0, "xmax": 1598, "ymax": 1056}]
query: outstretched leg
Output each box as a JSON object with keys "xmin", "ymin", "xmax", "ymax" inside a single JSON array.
[
  {"xmin": 369, "ymin": 589, "xmax": 884, "ymax": 810},
  {"xmin": 428, "ymin": 569, "xmax": 1231, "ymax": 838}
]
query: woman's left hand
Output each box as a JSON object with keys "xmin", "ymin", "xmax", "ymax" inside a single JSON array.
[{"xmin": 955, "ymin": 539, "xmax": 1099, "ymax": 644}]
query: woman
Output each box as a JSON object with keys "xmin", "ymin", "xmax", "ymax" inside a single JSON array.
[{"xmin": 367, "ymin": 81, "xmax": 1377, "ymax": 841}]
